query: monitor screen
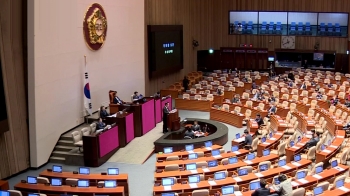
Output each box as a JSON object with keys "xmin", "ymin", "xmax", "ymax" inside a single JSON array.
[
  {"xmin": 161, "ymin": 193, "xmax": 175, "ymax": 196},
  {"xmin": 52, "ymin": 165, "xmax": 62, "ymax": 173},
  {"xmin": 27, "ymin": 176, "xmax": 37, "ymax": 184},
  {"xmin": 236, "ymin": 133, "xmax": 240, "ymax": 139},
  {"xmin": 205, "ymin": 141, "xmax": 212, "ymax": 147},
  {"xmin": 214, "ymin": 172, "xmax": 226, "ymax": 180},
  {"xmin": 263, "ymin": 149, "xmax": 270, "ymax": 156},
  {"xmin": 331, "ymin": 160, "xmax": 338, "ymax": 168},
  {"xmin": 269, "ymin": 132, "xmax": 273, "ymax": 138},
  {"xmin": 297, "ymin": 136, "xmax": 301, "ymax": 143},
  {"xmin": 238, "ymin": 169, "xmax": 248, "ymax": 176},
  {"xmin": 268, "ymin": 57, "xmax": 275, "ymax": 62},
  {"xmin": 0, "ymin": 191, "xmax": 10, "ymax": 196},
  {"xmin": 104, "ymin": 180, "xmax": 117, "ymax": 188},
  {"xmin": 247, "ymin": 153, "xmax": 255, "ymax": 160},
  {"xmin": 79, "ymin": 167, "xmax": 90, "ymax": 175},
  {"xmin": 231, "ymin": 145, "xmax": 239, "ymax": 152},
  {"xmin": 163, "ymin": 147, "xmax": 173, "ymax": 154},
  {"xmin": 250, "ymin": 181, "xmax": 261, "ymax": 190},
  {"xmin": 229, "ymin": 157, "xmax": 238, "ymax": 164},
  {"xmin": 211, "ymin": 149, "xmax": 220, "ymax": 156},
  {"xmin": 278, "ymin": 159, "xmax": 286, "ymax": 167},
  {"xmin": 28, "ymin": 194, "xmax": 39, "ymax": 196},
  {"xmin": 321, "ymin": 144, "xmax": 325, "ymax": 151},
  {"xmin": 261, "ymin": 137, "xmax": 266, "ymax": 143},
  {"xmin": 222, "ymin": 185, "xmax": 234, "ymax": 195},
  {"xmin": 290, "ymin": 141, "xmax": 294, "ymax": 147},
  {"xmin": 296, "ymin": 171, "xmax": 306, "ymax": 179},
  {"xmin": 274, "ymin": 177, "xmax": 280, "ymax": 185},
  {"xmin": 162, "ymin": 178, "xmax": 174, "ymax": 186},
  {"xmin": 313, "ymin": 186, "xmax": 323, "ymax": 195},
  {"xmin": 51, "ymin": 178, "xmax": 62, "ymax": 186},
  {"xmin": 208, "ymin": 160, "xmax": 218, "ymax": 167},
  {"xmin": 294, "ymin": 154, "xmax": 301, "ymax": 162},
  {"xmin": 336, "ymin": 179, "xmax": 344, "ymax": 188},
  {"xmin": 107, "ymin": 168, "xmax": 119, "ymax": 175},
  {"xmin": 188, "ymin": 153, "xmax": 198, "ymax": 160},
  {"xmin": 77, "ymin": 180, "xmax": 89, "ymax": 187},
  {"xmin": 315, "ymin": 166, "xmax": 323, "ymax": 174},
  {"xmin": 185, "ymin": 144, "xmax": 194, "ymax": 151},
  {"xmin": 314, "ymin": 53, "xmax": 324, "ymax": 61},
  {"xmin": 188, "ymin": 175, "xmax": 200, "ymax": 184},
  {"xmin": 186, "ymin": 163, "xmax": 197, "ymax": 170},
  {"xmin": 259, "ymin": 164, "xmax": 268, "ymax": 172}
]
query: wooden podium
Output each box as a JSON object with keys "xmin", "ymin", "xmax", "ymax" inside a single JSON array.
[{"xmin": 167, "ymin": 109, "xmax": 180, "ymax": 131}]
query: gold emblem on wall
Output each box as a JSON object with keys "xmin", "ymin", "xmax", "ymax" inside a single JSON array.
[{"xmin": 83, "ymin": 3, "xmax": 107, "ymax": 50}]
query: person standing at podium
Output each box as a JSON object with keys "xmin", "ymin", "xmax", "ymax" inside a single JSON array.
[{"xmin": 163, "ymin": 102, "xmax": 170, "ymax": 133}]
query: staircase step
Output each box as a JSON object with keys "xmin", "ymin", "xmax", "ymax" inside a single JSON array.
[
  {"xmin": 57, "ymin": 140, "xmax": 75, "ymax": 147},
  {"xmin": 53, "ymin": 150, "xmax": 83, "ymax": 157},
  {"xmin": 55, "ymin": 145, "xmax": 75, "ymax": 152},
  {"xmin": 60, "ymin": 135, "xmax": 73, "ymax": 141},
  {"xmin": 49, "ymin": 156, "xmax": 65, "ymax": 164}
]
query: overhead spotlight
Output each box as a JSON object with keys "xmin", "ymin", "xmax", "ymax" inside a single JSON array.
[{"xmin": 192, "ymin": 40, "xmax": 199, "ymax": 48}]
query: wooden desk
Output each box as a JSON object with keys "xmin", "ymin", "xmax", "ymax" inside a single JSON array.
[
  {"xmin": 210, "ymin": 107, "xmax": 244, "ymax": 128},
  {"xmin": 247, "ymin": 119, "xmax": 259, "ymax": 135},
  {"xmin": 270, "ymin": 115, "xmax": 290, "ymax": 132},
  {"xmin": 161, "ymin": 89, "xmax": 180, "ymax": 100},
  {"xmin": 315, "ymin": 108, "xmax": 343, "ymax": 135},
  {"xmin": 275, "ymin": 106, "xmax": 290, "ymax": 118},
  {"xmin": 14, "ymin": 183, "xmax": 125, "ymax": 196},
  {"xmin": 316, "ymin": 130, "xmax": 345, "ymax": 163},
  {"xmin": 39, "ymin": 171, "xmax": 129, "ymax": 195},
  {"xmin": 295, "ymin": 101, "xmax": 311, "ymax": 115},
  {"xmin": 175, "ymin": 98, "xmax": 213, "ymax": 112},
  {"xmin": 0, "ymin": 180, "xmax": 9, "ymax": 190},
  {"xmin": 257, "ymin": 132, "xmax": 284, "ymax": 157},
  {"xmin": 292, "ymin": 112, "xmax": 315, "ymax": 133},
  {"xmin": 156, "ymin": 145, "xmax": 223, "ymax": 161},
  {"xmin": 285, "ymin": 137, "xmax": 309, "ymax": 162}
]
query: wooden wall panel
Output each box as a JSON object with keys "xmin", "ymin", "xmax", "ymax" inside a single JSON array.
[
  {"xmin": 145, "ymin": 0, "xmax": 350, "ymax": 95},
  {"xmin": 0, "ymin": 0, "xmax": 29, "ymax": 178}
]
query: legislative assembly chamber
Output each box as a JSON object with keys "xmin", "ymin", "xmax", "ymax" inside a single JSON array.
[{"xmin": 2, "ymin": 0, "xmax": 350, "ymax": 196}]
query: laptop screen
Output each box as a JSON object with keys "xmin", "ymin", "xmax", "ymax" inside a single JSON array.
[
  {"xmin": 315, "ymin": 166, "xmax": 323, "ymax": 174},
  {"xmin": 79, "ymin": 167, "xmax": 90, "ymax": 174},
  {"xmin": 261, "ymin": 137, "xmax": 267, "ymax": 143},
  {"xmin": 278, "ymin": 159, "xmax": 286, "ymax": 167},
  {"xmin": 185, "ymin": 144, "xmax": 194, "ymax": 151},
  {"xmin": 214, "ymin": 172, "xmax": 226, "ymax": 180},
  {"xmin": 331, "ymin": 160, "xmax": 338, "ymax": 168},
  {"xmin": 222, "ymin": 185, "xmax": 234, "ymax": 195},
  {"xmin": 297, "ymin": 136, "xmax": 301, "ymax": 143},
  {"xmin": 27, "ymin": 176, "xmax": 37, "ymax": 184},
  {"xmin": 104, "ymin": 180, "xmax": 117, "ymax": 188},
  {"xmin": 321, "ymin": 144, "xmax": 325, "ymax": 151},
  {"xmin": 161, "ymin": 193, "xmax": 175, "ymax": 196},
  {"xmin": 231, "ymin": 145, "xmax": 239, "ymax": 152},
  {"xmin": 163, "ymin": 147, "xmax": 173, "ymax": 154},
  {"xmin": 238, "ymin": 169, "xmax": 248, "ymax": 176},
  {"xmin": 51, "ymin": 178, "xmax": 62, "ymax": 186},
  {"xmin": 296, "ymin": 171, "xmax": 306, "ymax": 179},
  {"xmin": 188, "ymin": 153, "xmax": 198, "ymax": 160},
  {"xmin": 28, "ymin": 194, "xmax": 39, "ymax": 196},
  {"xmin": 290, "ymin": 141, "xmax": 294, "ymax": 147},
  {"xmin": 274, "ymin": 177, "xmax": 280, "ymax": 185},
  {"xmin": 328, "ymin": 139, "xmax": 331, "ymax": 146},
  {"xmin": 263, "ymin": 149, "xmax": 270, "ymax": 156},
  {"xmin": 294, "ymin": 154, "xmax": 301, "ymax": 162},
  {"xmin": 77, "ymin": 180, "xmax": 89, "ymax": 187},
  {"xmin": 313, "ymin": 186, "xmax": 323, "ymax": 195},
  {"xmin": 208, "ymin": 160, "xmax": 218, "ymax": 167},
  {"xmin": 259, "ymin": 164, "xmax": 268, "ymax": 172},
  {"xmin": 229, "ymin": 157, "xmax": 238, "ymax": 164},
  {"xmin": 162, "ymin": 178, "xmax": 174, "ymax": 186},
  {"xmin": 336, "ymin": 179, "xmax": 344, "ymax": 188},
  {"xmin": 205, "ymin": 141, "xmax": 213, "ymax": 147},
  {"xmin": 52, "ymin": 165, "xmax": 62, "ymax": 173},
  {"xmin": 250, "ymin": 181, "xmax": 261, "ymax": 190},
  {"xmin": 186, "ymin": 163, "xmax": 197, "ymax": 170},
  {"xmin": 211, "ymin": 149, "xmax": 220, "ymax": 156},
  {"xmin": 269, "ymin": 132, "xmax": 273, "ymax": 138},
  {"xmin": 236, "ymin": 133, "xmax": 240, "ymax": 139},
  {"xmin": 0, "ymin": 191, "xmax": 10, "ymax": 196},
  {"xmin": 188, "ymin": 175, "xmax": 200, "ymax": 184},
  {"xmin": 247, "ymin": 153, "xmax": 255, "ymax": 160},
  {"xmin": 107, "ymin": 168, "xmax": 119, "ymax": 175}
]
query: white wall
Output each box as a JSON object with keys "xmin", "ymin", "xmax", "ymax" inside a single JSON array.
[
  {"xmin": 318, "ymin": 13, "xmax": 348, "ymax": 26},
  {"xmin": 288, "ymin": 12, "xmax": 318, "ymax": 25},
  {"xmin": 230, "ymin": 12, "xmax": 258, "ymax": 24},
  {"xmin": 28, "ymin": 0, "xmax": 145, "ymax": 167},
  {"xmin": 259, "ymin": 12, "xmax": 287, "ymax": 24}
]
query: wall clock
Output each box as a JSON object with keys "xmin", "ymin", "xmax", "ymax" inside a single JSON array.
[{"xmin": 281, "ymin": 36, "xmax": 295, "ymax": 49}]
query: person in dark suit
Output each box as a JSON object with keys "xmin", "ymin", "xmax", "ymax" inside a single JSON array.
[
  {"xmin": 163, "ymin": 102, "xmax": 170, "ymax": 133},
  {"xmin": 113, "ymin": 92, "xmax": 124, "ymax": 104},
  {"xmin": 202, "ymin": 124, "xmax": 210, "ymax": 133},
  {"xmin": 251, "ymin": 178, "xmax": 271, "ymax": 196},
  {"xmin": 252, "ymin": 81, "xmax": 257, "ymax": 89},
  {"xmin": 132, "ymin": 91, "xmax": 139, "ymax": 100},
  {"xmin": 306, "ymin": 131, "xmax": 320, "ymax": 149},
  {"xmin": 255, "ymin": 114, "xmax": 264, "ymax": 127},
  {"xmin": 300, "ymin": 82, "xmax": 307, "ymax": 90},
  {"xmin": 183, "ymin": 76, "xmax": 189, "ymax": 92},
  {"xmin": 243, "ymin": 129, "xmax": 253, "ymax": 150},
  {"xmin": 184, "ymin": 128, "xmax": 194, "ymax": 139},
  {"xmin": 96, "ymin": 118, "xmax": 106, "ymax": 130},
  {"xmin": 191, "ymin": 120, "xmax": 201, "ymax": 131},
  {"xmin": 100, "ymin": 106, "xmax": 109, "ymax": 118},
  {"xmin": 268, "ymin": 103, "xmax": 277, "ymax": 114},
  {"xmin": 303, "ymin": 59, "xmax": 308, "ymax": 69},
  {"xmin": 232, "ymin": 94, "xmax": 240, "ymax": 103}
]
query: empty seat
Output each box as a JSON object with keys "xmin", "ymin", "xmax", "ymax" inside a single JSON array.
[{"xmin": 72, "ymin": 131, "xmax": 83, "ymax": 152}]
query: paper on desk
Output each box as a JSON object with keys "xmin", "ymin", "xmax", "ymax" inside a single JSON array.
[
  {"xmin": 291, "ymin": 181, "xmax": 299, "ymax": 186},
  {"xmin": 164, "ymin": 186, "xmax": 172, "ymax": 191},
  {"xmin": 305, "ymin": 135, "xmax": 312, "ymax": 138},
  {"xmin": 313, "ymin": 174, "xmax": 322, "ymax": 179},
  {"xmin": 202, "ymin": 168, "xmax": 210, "ymax": 172},
  {"xmin": 337, "ymin": 135, "xmax": 345, "ymax": 138},
  {"xmin": 190, "ymin": 170, "xmax": 198, "ymax": 174},
  {"xmin": 263, "ymin": 142, "xmax": 271, "ymax": 145},
  {"xmin": 275, "ymin": 132, "xmax": 283, "ymax": 135},
  {"xmin": 329, "ymin": 145, "xmax": 337, "ymax": 148},
  {"xmin": 189, "ymin": 183, "xmax": 198, "ymax": 188},
  {"xmin": 291, "ymin": 162, "xmax": 301, "ymax": 167},
  {"xmin": 270, "ymin": 138, "xmax": 276, "ymax": 140},
  {"xmin": 187, "ymin": 150, "xmax": 194, "ymax": 153},
  {"xmin": 244, "ymin": 160, "xmax": 253, "ymax": 164},
  {"xmin": 298, "ymin": 143, "xmax": 305, "ymax": 146},
  {"xmin": 233, "ymin": 151, "xmax": 241, "ymax": 154},
  {"xmin": 206, "ymin": 147, "xmax": 212, "ymax": 150},
  {"xmin": 298, "ymin": 179, "xmax": 309, "ymax": 184},
  {"xmin": 213, "ymin": 155, "xmax": 222, "ymax": 159},
  {"xmin": 208, "ymin": 181, "xmax": 217, "ymax": 186},
  {"xmin": 292, "ymin": 146, "xmax": 299, "ymax": 149},
  {"xmin": 282, "ymin": 165, "xmax": 291, "ymax": 170},
  {"xmin": 255, "ymin": 173, "xmax": 264, "ymax": 177},
  {"xmin": 233, "ymin": 177, "xmax": 242, "ymax": 182},
  {"xmin": 339, "ymin": 186, "xmax": 350, "ymax": 192},
  {"xmin": 322, "ymin": 149, "xmax": 332, "ymax": 153},
  {"xmin": 334, "ymin": 166, "xmax": 345, "ymax": 171},
  {"xmin": 234, "ymin": 191, "xmax": 243, "ymax": 196},
  {"xmin": 235, "ymin": 138, "xmax": 245, "ymax": 142}
]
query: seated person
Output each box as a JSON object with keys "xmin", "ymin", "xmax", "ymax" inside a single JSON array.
[
  {"xmin": 184, "ymin": 128, "xmax": 195, "ymax": 139},
  {"xmin": 191, "ymin": 120, "xmax": 201, "ymax": 132},
  {"xmin": 311, "ymin": 81, "xmax": 316, "ymax": 86},
  {"xmin": 154, "ymin": 91, "xmax": 161, "ymax": 98},
  {"xmin": 216, "ymin": 88, "xmax": 223, "ymax": 95},
  {"xmin": 97, "ymin": 118, "xmax": 106, "ymax": 130},
  {"xmin": 242, "ymin": 77, "xmax": 248, "ymax": 83},
  {"xmin": 232, "ymin": 94, "xmax": 241, "ymax": 103},
  {"xmin": 287, "ymin": 72, "xmax": 295, "ymax": 81},
  {"xmin": 202, "ymin": 124, "xmax": 210, "ymax": 133},
  {"xmin": 133, "ymin": 91, "xmax": 143, "ymax": 100},
  {"xmin": 253, "ymin": 90, "xmax": 260, "ymax": 100},
  {"xmin": 300, "ymin": 82, "xmax": 307, "ymax": 90},
  {"xmin": 242, "ymin": 129, "xmax": 252, "ymax": 147},
  {"xmin": 306, "ymin": 131, "xmax": 320, "ymax": 149},
  {"xmin": 327, "ymin": 83, "xmax": 333, "ymax": 88},
  {"xmin": 316, "ymin": 91, "xmax": 323, "ymax": 100},
  {"xmin": 113, "ymin": 92, "xmax": 124, "ymax": 104},
  {"xmin": 345, "ymin": 98, "xmax": 350, "ymax": 107},
  {"xmin": 268, "ymin": 103, "xmax": 277, "ymax": 114},
  {"xmin": 333, "ymin": 95, "xmax": 339, "ymax": 106},
  {"xmin": 270, "ymin": 174, "xmax": 293, "ymax": 196},
  {"xmin": 251, "ymin": 178, "xmax": 271, "ymax": 196},
  {"xmin": 255, "ymin": 114, "xmax": 264, "ymax": 127},
  {"xmin": 288, "ymin": 81, "xmax": 293, "ymax": 87},
  {"xmin": 268, "ymin": 95, "xmax": 276, "ymax": 103},
  {"xmin": 100, "ymin": 106, "xmax": 109, "ymax": 118},
  {"xmin": 252, "ymin": 81, "xmax": 257, "ymax": 89}
]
